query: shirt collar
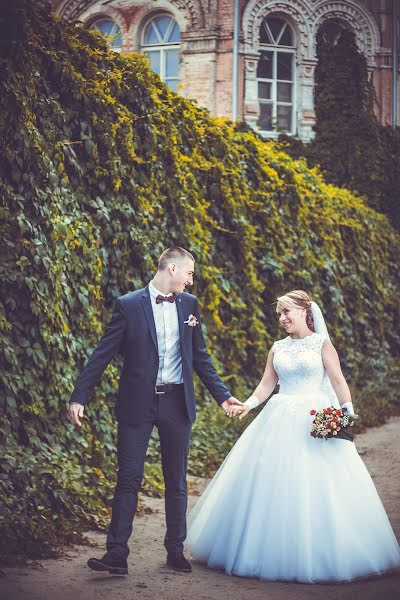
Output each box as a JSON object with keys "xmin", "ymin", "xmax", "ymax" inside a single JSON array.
[{"xmin": 149, "ymin": 280, "xmax": 174, "ymax": 299}]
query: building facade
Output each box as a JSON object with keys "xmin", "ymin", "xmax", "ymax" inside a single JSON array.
[{"xmin": 52, "ymin": 0, "xmax": 399, "ymax": 142}]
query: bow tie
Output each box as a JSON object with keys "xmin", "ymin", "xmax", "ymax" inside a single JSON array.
[{"xmin": 156, "ymin": 294, "xmax": 176, "ymax": 304}]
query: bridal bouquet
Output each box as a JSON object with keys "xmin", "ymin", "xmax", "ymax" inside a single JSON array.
[{"xmin": 310, "ymin": 406, "xmax": 356, "ymax": 442}]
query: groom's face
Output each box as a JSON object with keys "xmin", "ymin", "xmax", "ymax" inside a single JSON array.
[{"xmin": 170, "ymin": 258, "xmax": 194, "ymax": 294}]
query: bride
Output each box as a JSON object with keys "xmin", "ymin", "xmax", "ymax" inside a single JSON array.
[{"xmin": 186, "ymin": 290, "xmax": 400, "ymax": 583}]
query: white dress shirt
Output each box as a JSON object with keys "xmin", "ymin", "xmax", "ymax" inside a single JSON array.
[{"xmin": 149, "ymin": 281, "xmax": 183, "ymax": 384}]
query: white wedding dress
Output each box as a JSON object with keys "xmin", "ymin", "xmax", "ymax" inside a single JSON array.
[{"xmin": 186, "ymin": 333, "xmax": 400, "ymax": 583}]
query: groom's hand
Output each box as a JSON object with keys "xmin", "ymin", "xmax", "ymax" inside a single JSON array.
[
  {"xmin": 221, "ymin": 396, "xmax": 242, "ymax": 417},
  {"xmin": 68, "ymin": 402, "xmax": 85, "ymax": 426}
]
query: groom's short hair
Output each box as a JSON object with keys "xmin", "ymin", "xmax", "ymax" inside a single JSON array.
[{"xmin": 158, "ymin": 246, "xmax": 195, "ymax": 271}]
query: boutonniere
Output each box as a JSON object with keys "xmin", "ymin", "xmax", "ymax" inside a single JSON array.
[{"xmin": 184, "ymin": 314, "xmax": 198, "ymax": 327}]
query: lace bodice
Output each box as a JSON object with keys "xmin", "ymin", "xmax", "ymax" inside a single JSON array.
[{"xmin": 272, "ymin": 333, "xmax": 326, "ymax": 394}]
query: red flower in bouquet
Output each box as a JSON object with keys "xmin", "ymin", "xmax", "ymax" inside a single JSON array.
[{"xmin": 310, "ymin": 405, "xmax": 357, "ymax": 441}]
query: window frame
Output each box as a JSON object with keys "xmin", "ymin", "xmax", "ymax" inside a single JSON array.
[
  {"xmin": 257, "ymin": 19, "xmax": 297, "ymax": 137},
  {"xmin": 89, "ymin": 17, "xmax": 123, "ymax": 52},
  {"xmin": 141, "ymin": 14, "xmax": 180, "ymax": 91}
]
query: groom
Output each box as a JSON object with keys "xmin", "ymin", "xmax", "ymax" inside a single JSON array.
[{"xmin": 68, "ymin": 246, "xmax": 240, "ymax": 575}]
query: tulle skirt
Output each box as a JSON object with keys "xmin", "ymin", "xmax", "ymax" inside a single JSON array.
[{"xmin": 186, "ymin": 391, "xmax": 400, "ymax": 583}]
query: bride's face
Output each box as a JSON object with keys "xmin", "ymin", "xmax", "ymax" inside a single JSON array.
[{"xmin": 277, "ymin": 305, "xmax": 306, "ymax": 334}]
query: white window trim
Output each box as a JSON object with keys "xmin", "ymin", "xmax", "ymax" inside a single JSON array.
[
  {"xmin": 89, "ymin": 17, "xmax": 122, "ymax": 52},
  {"xmin": 142, "ymin": 44, "xmax": 180, "ymax": 86},
  {"xmin": 141, "ymin": 14, "xmax": 180, "ymax": 88},
  {"xmin": 257, "ymin": 44, "xmax": 297, "ymax": 137}
]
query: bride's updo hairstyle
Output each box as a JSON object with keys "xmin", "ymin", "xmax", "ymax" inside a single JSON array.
[{"xmin": 276, "ymin": 290, "xmax": 315, "ymax": 332}]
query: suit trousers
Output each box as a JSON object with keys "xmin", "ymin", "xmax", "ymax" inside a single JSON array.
[{"xmin": 106, "ymin": 386, "xmax": 192, "ymax": 559}]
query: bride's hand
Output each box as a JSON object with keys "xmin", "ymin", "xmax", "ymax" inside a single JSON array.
[
  {"xmin": 238, "ymin": 405, "xmax": 250, "ymax": 420},
  {"xmin": 227, "ymin": 403, "xmax": 242, "ymax": 417},
  {"xmin": 229, "ymin": 404, "xmax": 250, "ymax": 419}
]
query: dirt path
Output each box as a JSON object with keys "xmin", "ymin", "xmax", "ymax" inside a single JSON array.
[{"xmin": 1, "ymin": 417, "xmax": 400, "ymax": 600}]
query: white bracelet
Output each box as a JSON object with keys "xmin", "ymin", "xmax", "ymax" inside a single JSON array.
[
  {"xmin": 341, "ymin": 401, "xmax": 355, "ymax": 414},
  {"xmin": 244, "ymin": 395, "xmax": 260, "ymax": 411}
]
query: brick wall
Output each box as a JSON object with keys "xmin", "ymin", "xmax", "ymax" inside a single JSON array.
[{"xmin": 52, "ymin": 0, "xmax": 399, "ymax": 136}]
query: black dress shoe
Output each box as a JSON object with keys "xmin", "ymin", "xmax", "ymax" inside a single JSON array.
[
  {"xmin": 166, "ymin": 553, "xmax": 192, "ymax": 573},
  {"xmin": 87, "ymin": 552, "xmax": 128, "ymax": 575}
]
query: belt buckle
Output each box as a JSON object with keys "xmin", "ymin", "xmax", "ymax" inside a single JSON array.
[{"xmin": 155, "ymin": 385, "xmax": 166, "ymax": 395}]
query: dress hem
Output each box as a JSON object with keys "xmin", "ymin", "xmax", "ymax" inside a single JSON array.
[{"xmin": 189, "ymin": 558, "xmax": 400, "ymax": 585}]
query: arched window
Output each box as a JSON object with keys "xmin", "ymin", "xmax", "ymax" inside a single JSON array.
[
  {"xmin": 318, "ymin": 20, "xmax": 347, "ymax": 47},
  {"xmin": 89, "ymin": 18, "xmax": 122, "ymax": 52},
  {"xmin": 257, "ymin": 17, "xmax": 296, "ymax": 135},
  {"xmin": 141, "ymin": 15, "xmax": 180, "ymax": 91}
]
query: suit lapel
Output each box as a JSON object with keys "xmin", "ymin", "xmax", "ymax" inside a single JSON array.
[
  {"xmin": 141, "ymin": 286, "xmax": 158, "ymax": 352},
  {"xmin": 175, "ymin": 295, "xmax": 185, "ymax": 348}
]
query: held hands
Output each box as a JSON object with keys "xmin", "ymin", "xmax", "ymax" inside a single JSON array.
[
  {"xmin": 221, "ymin": 396, "xmax": 242, "ymax": 416},
  {"xmin": 220, "ymin": 397, "xmax": 252, "ymax": 420},
  {"xmin": 68, "ymin": 402, "xmax": 85, "ymax": 426},
  {"xmin": 230, "ymin": 404, "xmax": 251, "ymax": 420}
]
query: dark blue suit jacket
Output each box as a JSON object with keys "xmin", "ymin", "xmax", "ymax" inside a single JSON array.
[{"xmin": 70, "ymin": 285, "xmax": 232, "ymax": 424}]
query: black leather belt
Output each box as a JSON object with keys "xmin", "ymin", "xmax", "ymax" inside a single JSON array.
[{"xmin": 155, "ymin": 383, "xmax": 184, "ymax": 394}]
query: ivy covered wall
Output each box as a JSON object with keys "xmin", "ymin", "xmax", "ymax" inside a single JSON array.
[
  {"xmin": 280, "ymin": 27, "xmax": 400, "ymax": 231},
  {"xmin": 0, "ymin": 1, "xmax": 399, "ymax": 559}
]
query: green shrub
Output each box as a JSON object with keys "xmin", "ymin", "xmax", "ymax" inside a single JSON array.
[{"xmin": 279, "ymin": 28, "xmax": 400, "ymax": 230}]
